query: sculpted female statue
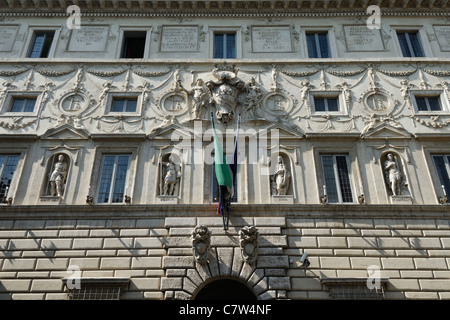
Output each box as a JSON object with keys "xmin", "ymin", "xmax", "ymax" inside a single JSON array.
[{"xmin": 273, "ymin": 156, "xmax": 290, "ymax": 196}]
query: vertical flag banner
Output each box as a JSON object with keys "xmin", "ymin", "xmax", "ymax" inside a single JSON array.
[{"xmin": 211, "ymin": 112, "xmax": 239, "ymax": 230}]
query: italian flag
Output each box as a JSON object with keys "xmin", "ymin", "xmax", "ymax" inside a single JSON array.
[{"xmin": 211, "ymin": 113, "xmax": 239, "ymax": 224}]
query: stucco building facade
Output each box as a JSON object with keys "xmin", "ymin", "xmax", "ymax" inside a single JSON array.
[{"xmin": 0, "ymin": 1, "xmax": 449, "ymax": 300}]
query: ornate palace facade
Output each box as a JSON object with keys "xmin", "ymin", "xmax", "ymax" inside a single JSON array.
[{"xmin": 0, "ymin": 1, "xmax": 449, "ymax": 300}]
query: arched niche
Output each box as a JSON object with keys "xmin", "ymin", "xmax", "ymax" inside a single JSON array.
[
  {"xmin": 156, "ymin": 152, "xmax": 182, "ymax": 203},
  {"xmin": 41, "ymin": 152, "xmax": 70, "ymax": 199},
  {"xmin": 380, "ymin": 151, "xmax": 411, "ymax": 201},
  {"xmin": 267, "ymin": 152, "xmax": 294, "ymax": 203}
]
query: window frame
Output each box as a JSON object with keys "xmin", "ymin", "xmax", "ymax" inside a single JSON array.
[
  {"xmin": 391, "ymin": 26, "xmax": 432, "ymax": 58},
  {"xmin": 411, "ymin": 90, "xmax": 449, "ymax": 115},
  {"xmin": 1, "ymin": 91, "xmax": 42, "ymax": 116},
  {"xmin": 90, "ymin": 147, "xmax": 138, "ymax": 206},
  {"xmin": 431, "ymin": 154, "xmax": 450, "ymax": 203},
  {"xmin": 105, "ymin": 92, "xmax": 142, "ymax": 116},
  {"xmin": 0, "ymin": 148, "xmax": 26, "ymax": 206},
  {"xmin": 96, "ymin": 153, "xmax": 132, "ymax": 205},
  {"xmin": 116, "ymin": 27, "xmax": 151, "ymax": 59},
  {"xmin": 320, "ymin": 154, "xmax": 355, "ymax": 204},
  {"xmin": 301, "ymin": 26, "xmax": 337, "ymax": 59},
  {"xmin": 209, "ymin": 27, "xmax": 241, "ymax": 59},
  {"xmin": 310, "ymin": 91, "xmax": 348, "ymax": 115},
  {"xmin": 0, "ymin": 154, "xmax": 20, "ymax": 202},
  {"xmin": 23, "ymin": 27, "xmax": 60, "ymax": 59}
]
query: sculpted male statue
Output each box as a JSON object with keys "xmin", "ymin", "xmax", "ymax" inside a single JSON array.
[
  {"xmin": 49, "ymin": 155, "xmax": 68, "ymax": 197},
  {"xmin": 163, "ymin": 157, "xmax": 180, "ymax": 196}
]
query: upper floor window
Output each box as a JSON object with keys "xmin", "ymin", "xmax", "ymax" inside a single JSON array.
[
  {"xmin": 9, "ymin": 97, "xmax": 37, "ymax": 113},
  {"xmin": 314, "ymin": 97, "xmax": 339, "ymax": 112},
  {"xmin": 415, "ymin": 96, "xmax": 442, "ymax": 112},
  {"xmin": 396, "ymin": 31, "xmax": 424, "ymax": 57},
  {"xmin": 120, "ymin": 31, "xmax": 147, "ymax": 58},
  {"xmin": 110, "ymin": 97, "xmax": 137, "ymax": 113},
  {"xmin": 213, "ymin": 32, "xmax": 236, "ymax": 59},
  {"xmin": 321, "ymin": 154, "xmax": 354, "ymax": 203},
  {"xmin": 97, "ymin": 154, "xmax": 131, "ymax": 204},
  {"xmin": 0, "ymin": 155, "xmax": 19, "ymax": 202},
  {"xmin": 27, "ymin": 30, "xmax": 55, "ymax": 58},
  {"xmin": 306, "ymin": 32, "xmax": 330, "ymax": 58},
  {"xmin": 432, "ymin": 155, "xmax": 450, "ymax": 203}
]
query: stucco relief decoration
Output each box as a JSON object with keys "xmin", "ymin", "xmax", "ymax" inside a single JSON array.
[
  {"xmin": 160, "ymin": 92, "xmax": 188, "ymax": 116},
  {"xmin": 360, "ymin": 89, "xmax": 398, "ymax": 116},
  {"xmin": 191, "ymin": 225, "xmax": 211, "ymax": 265},
  {"xmin": 243, "ymin": 76, "xmax": 264, "ymax": 120},
  {"xmin": 186, "ymin": 78, "xmax": 208, "ymax": 120},
  {"xmin": 239, "ymin": 226, "xmax": 259, "ymax": 265},
  {"xmin": 207, "ymin": 63, "xmax": 245, "ymax": 124}
]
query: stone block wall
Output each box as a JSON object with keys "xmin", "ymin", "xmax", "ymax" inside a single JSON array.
[{"xmin": 0, "ymin": 205, "xmax": 449, "ymax": 300}]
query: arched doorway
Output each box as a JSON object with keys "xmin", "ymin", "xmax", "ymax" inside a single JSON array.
[{"xmin": 194, "ymin": 278, "xmax": 258, "ymax": 300}]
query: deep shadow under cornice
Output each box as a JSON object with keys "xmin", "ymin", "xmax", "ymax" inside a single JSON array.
[{"xmin": 0, "ymin": 203, "xmax": 448, "ymax": 219}]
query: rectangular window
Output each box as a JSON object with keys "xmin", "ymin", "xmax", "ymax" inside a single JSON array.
[
  {"xmin": 9, "ymin": 97, "xmax": 37, "ymax": 113},
  {"xmin": 432, "ymin": 155, "xmax": 450, "ymax": 203},
  {"xmin": 415, "ymin": 96, "xmax": 442, "ymax": 112},
  {"xmin": 213, "ymin": 32, "xmax": 236, "ymax": 59},
  {"xmin": 212, "ymin": 154, "xmax": 237, "ymax": 203},
  {"xmin": 314, "ymin": 97, "xmax": 339, "ymax": 112},
  {"xmin": 321, "ymin": 154, "xmax": 354, "ymax": 203},
  {"xmin": 110, "ymin": 98, "xmax": 137, "ymax": 113},
  {"xmin": 306, "ymin": 32, "xmax": 330, "ymax": 58},
  {"xmin": 28, "ymin": 30, "xmax": 55, "ymax": 58},
  {"xmin": 397, "ymin": 31, "xmax": 424, "ymax": 57},
  {"xmin": 97, "ymin": 154, "xmax": 131, "ymax": 204},
  {"xmin": 120, "ymin": 31, "xmax": 147, "ymax": 58},
  {"xmin": 0, "ymin": 155, "xmax": 19, "ymax": 201}
]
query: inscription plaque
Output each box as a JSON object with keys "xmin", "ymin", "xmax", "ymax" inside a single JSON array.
[
  {"xmin": 343, "ymin": 25, "xmax": 384, "ymax": 51},
  {"xmin": 160, "ymin": 26, "xmax": 199, "ymax": 52},
  {"xmin": 0, "ymin": 25, "xmax": 19, "ymax": 52},
  {"xmin": 67, "ymin": 26, "xmax": 109, "ymax": 52},
  {"xmin": 434, "ymin": 25, "xmax": 450, "ymax": 52},
  {"xmin": 251, "ymin": 26, "xmax": 292, "ymax": 53}
]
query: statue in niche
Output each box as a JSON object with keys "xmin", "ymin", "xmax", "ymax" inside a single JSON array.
[
  {"xmin": 271, "ymin": 156, "xmax": 290, "ymax": 196},
  {"xmin": 189, "ymin": 78, "xmax": 208, "ymax": 119},
  {"xmin": 49, "ymin": 154, "xmax": 68, "ymax": 197},
  {"xmin": 243, "ymin": 77, "xmax": 263, "ymax": 120},
  {"xmin": 161, "ymin": 156, "xmax": 181, "ymax": 196},
  {"xmin": 192, "ymin": 225, "xmax": 211, "ymax": 265},
  {"xmin": 383, "ymin": 153, "xmax": 403, "ymax": 196}
]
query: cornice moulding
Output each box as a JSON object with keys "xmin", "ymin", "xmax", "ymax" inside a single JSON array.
[{"xmin": 0, "ymin": 8, "xmax": 448, "ymax": 17}]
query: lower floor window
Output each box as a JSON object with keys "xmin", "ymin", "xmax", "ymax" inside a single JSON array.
[
  {"xmin": 97, "ymin": 154, "xmax": 131, "ymax": 204},
  {"xmin": 432, "ymin": 154, "xmax": 450, "ymax": 202},
  {"xmin": 0, "ymin": 155, "xmax": 19, "ymax": 201},
  {"xmin": 321, "ymin": 154, "xmax": 353, "ymax": 203}
]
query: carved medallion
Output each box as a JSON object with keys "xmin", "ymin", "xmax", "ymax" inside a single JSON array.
[
  {"xmin": 160, "ymin": 92, "xmax": 189, "ymax": 116},
  {"xmin": 56, "ymin": 89, "xmax": 94, "ymax": 116},
  {"xmin": 360, "ymin": 89, "xmax": 396, "ymax": 116}
]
